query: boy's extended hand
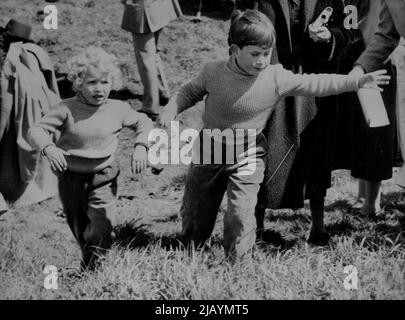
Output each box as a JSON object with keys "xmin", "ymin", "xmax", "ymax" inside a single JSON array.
[
  {"xmin": 44, "ymin": 145, "xmax": 70, "ymax": 172},
  {"xmin": 359, "ymin": 69, "xmax": 391, "ymax": 91},
  {"xmin": 131, "ymin": 145, "xmax": 148, "ymax": 175}
]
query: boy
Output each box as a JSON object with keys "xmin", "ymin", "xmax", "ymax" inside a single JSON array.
[{"xmin": 157, "ymin": 9, "xmax": 389, "ymax": 263}]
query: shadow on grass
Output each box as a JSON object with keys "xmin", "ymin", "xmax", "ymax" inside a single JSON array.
[
  {"xmin": 256, "ymin": 229, "xmax": 297, "ymax": 250},
  {"xmin": 113, "ymin": 209, "xmax": 404, "ymax": 255},
  {"xmin": 327, "ymin": 213, "xmax": 405, "ymax": 250},
  {"xmin": 266, "ymin": 211, "xmax": 311, "ymax": 224},
  {"xmin": 324, "ymin": 199, "xmax": 352, "ymax": 212},
  {"xmin": 113, "ymin": 219, "xmax": 224, "ymax": 252},
  {"xmin": 262, "ymin": 200, "xmax": 405, "ymax": 251},
  {"xmin": 326, "ymin": 217, "xmax": 357, "ymax": 236}
]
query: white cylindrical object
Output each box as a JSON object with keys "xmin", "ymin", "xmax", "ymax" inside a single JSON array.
[{"xmin": 357, "ymin": 89, "xmax": 390, "ymax": 127}]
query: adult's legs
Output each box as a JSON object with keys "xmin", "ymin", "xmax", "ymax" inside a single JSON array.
[
  {"xmin": 132, "ymin": 31, "xmax": 160, "ymax": 115},
  {"xmin": 351, "ymin": 179, "xmax": 381, "ymax": 214},
  {"xmin": 154, "ymin": 30, "xmax": 170, "ymax": 102},
  {"xmin": 351, "ymin": 179, "xmax": 366, "ymax": 210},
  {"xmin": 361, "ymin": 180, "xmax": 382, "ymax": 215},
  {"xmin": 309, "ymin": 194, "xmax": 325, "ymax": 234},
  {"xmin": 306, "ymin": 178, "xmax": 330, "ymax": 245},
  {"xmin": 308, "ymin": 194, "xmax": 331, "ymax": 245}
]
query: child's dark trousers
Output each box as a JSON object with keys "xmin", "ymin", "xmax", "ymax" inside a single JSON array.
[
  {"xmin": 180, "ymin": 134, "xmax": 268, "ymax": 262},
  {"xmin": 58, "ymin": 164, "xmax": 119, "ymax": 270}
]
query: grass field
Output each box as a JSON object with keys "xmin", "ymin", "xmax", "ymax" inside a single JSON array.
[{"xmin": 0, "ymin": 0, "xmax": 404, "ymax": 300}]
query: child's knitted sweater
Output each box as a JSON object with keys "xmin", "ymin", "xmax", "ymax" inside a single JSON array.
[
  {"xmin": 176, "ymin": 56, "xmax": 360, "ymax": 133},
  {"xmin": 28, "ymin": 97, "xmax": 153, "ymax": 173}
]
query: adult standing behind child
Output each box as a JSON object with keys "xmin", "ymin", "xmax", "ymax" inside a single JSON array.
[
  {"xmin": 157, "ymin": 9, "xmax": 389, "ymax": 263},
  {"xmin": 351, "ymin": 0, "xmax": 405, "ymax": 190},
  {"xmin": 252, "ymin": 0, "xmax": 371, "ymax": 245},
  {"xmin": 28, "ymin": 47, "xmax": 153, "ymax": 270},
  {"xmin": 121, "ymin": 0, "xmax": 182, "ymax": 121},
  {"xmin": 334, "ymin": 0, "xmax": 399, "ymax": 216}
]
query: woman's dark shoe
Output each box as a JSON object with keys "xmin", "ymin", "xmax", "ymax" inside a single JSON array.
[{"xmin": 307, "ymin": 231, "xmax": 331, "ymax": 246}]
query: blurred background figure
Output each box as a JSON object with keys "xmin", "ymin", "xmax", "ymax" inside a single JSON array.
[
  {"xmin": 121, "ymin": 0, "xmax": 182, "ymax": 121},
  {"xmin": 335, "ymin": 0, "xmax": 400, "ymax": 216},
  {"xmin": 0, "ymin": 19, "xmax": 60, "ymax": 212},
  {"xmin": 247, "ymin": 0, "xmax": 368, "ymax": 245},
  {"xmin": 392, "ymin": 37, "xmax": 405, "ymax": 194}
]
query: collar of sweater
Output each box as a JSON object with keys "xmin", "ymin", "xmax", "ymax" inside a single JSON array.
[{"xmin": 226, "ymin": 55, "xmax": 260, "ymax": 77}]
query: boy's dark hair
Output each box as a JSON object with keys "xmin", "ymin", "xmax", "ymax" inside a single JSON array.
[{"xmin": 228, "ymin": 9, "xmax": 276, "ymax": 49}]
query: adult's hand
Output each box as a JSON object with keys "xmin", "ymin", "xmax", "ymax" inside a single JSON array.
[{"xmin": 308, "ymin": 24, "xmax": 332, "ymax": 43}]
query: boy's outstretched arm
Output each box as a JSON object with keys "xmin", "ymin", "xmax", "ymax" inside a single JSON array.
[{"xmin": 274, "ymin": 64, "xmax": 390, "ymax": 97}]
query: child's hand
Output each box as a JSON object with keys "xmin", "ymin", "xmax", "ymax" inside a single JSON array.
[
  {"xmin": 44, "ymin": 145, "xmax": 70, "ymax": 172},
  {"xmin": 131, "ymin": 145, "xmax": 148, "ymax": 175},
  {"xmin": 156, "ymin": 109, "xmax": 176, "ymax": 128},
  {"xmin": 359, "ymin": 69, "xmax": 391, "ymax": 91}
]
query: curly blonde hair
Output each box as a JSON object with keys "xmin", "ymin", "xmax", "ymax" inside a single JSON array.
[{"xmin": 67, "ymin": 47, "xmax": 123, "ymax": 91}]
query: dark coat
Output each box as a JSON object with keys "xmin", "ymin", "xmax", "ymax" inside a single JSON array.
[
  {"xmin": 121, "ymin": 0, "xmax": 182, "ymax": 34},
  {"xmin": 356, "ymin": 0, "xmax": 405, "ymax": 73},
  {"xmin": 334, "ymin": 0, "xmax": 401, "ymax": 181},
  {"xmin": 355, "ymin": 0, "xmax": 405, "ymax": 185},
  {"xmin": 255, "ymin": 0, "xmax": 366, "ymax": 208}
]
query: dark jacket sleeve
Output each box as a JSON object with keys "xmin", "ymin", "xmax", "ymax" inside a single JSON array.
[
  {"xmin": 304, "ymin": 0, "xmax": 370, "ymax": 74},
  {"xmin": 355, "ymin": 2, "xmax": 400, "ymax": 72}
]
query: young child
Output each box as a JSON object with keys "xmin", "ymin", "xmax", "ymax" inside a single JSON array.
[
  {"xmin": 157, "ymin": 9, "xmax": 390, "ymax": 263},
  {"xmin": 28, "ymin": 47, "xmax": 153, "ymax": 270}
]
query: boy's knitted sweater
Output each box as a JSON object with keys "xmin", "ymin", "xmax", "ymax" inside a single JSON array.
[
  {"xmin": 176, "ymin": 56, "xmax": 360, "ymax": 133},
  {"xmin": 28, "ymin": 97, "xmax": 153, "ymax": 173}
]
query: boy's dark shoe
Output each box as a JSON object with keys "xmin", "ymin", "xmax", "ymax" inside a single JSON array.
[{"xmin": 307, "ymin": 231, "xmax": 330, "ymax": 246}]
